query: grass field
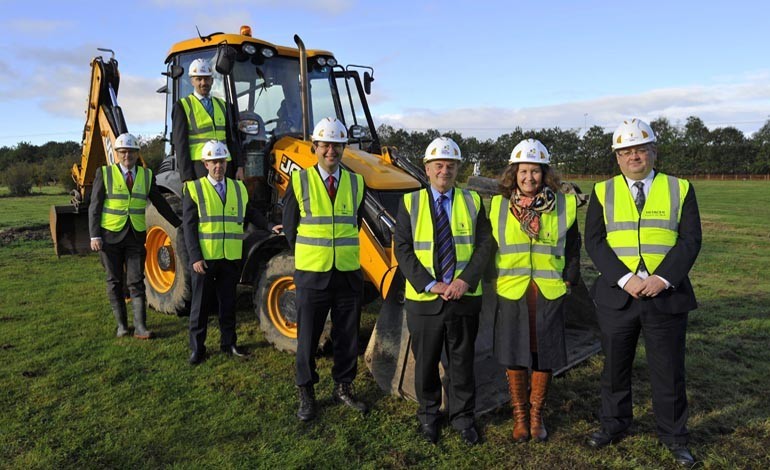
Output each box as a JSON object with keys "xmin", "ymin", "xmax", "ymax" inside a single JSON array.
[{"xmin": 1, "ymin": 181, "xmax": 769, "ymax": 469}]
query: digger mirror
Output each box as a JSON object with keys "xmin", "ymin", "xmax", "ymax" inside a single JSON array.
[
  {"xmin": 215, "ymin": 45, "xmax": 236, "ymax": 75},
  {"xmin": 170, "ymin": 65, "xmax": 184, "ymax": 79},
  {"xmin": 349, "ymin": 124, "xmax": 367, "ymax": 140},
  {"xmin": 363, "ymin": 71, "xmax": 374, "ymax": 95}
]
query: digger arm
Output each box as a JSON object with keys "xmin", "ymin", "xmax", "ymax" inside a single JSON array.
[
  {"xmin": 50, "ymin": 51, "xmax": 131, "ymax": 256},
  {"xmin": 72, "ymin": 52, "xmax": 129, "ymax": 206}
]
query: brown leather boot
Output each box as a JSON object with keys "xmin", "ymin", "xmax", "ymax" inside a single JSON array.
[
  {"xmin": 530, "ymin": 370, "xmax": 551, "ymax": 442},
  {"xmin": 506, "ymin": 369, "xmax": 530, "ymax": 443}
]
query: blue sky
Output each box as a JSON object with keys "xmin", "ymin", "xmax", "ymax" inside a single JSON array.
[{"xmin": 2, "ymin": 0, "xmax": 769, "ymax": 147}]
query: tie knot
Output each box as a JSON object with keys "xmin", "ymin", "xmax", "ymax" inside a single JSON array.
[
  {"xmin": 438, "ymin": 194, "xmax": 447, "ymax": 203},
  {"xmin": 634, "ymin": 181, "xmax": 644, "ymax": 189},
  {"xmin": 327, "ymin": 175, "xmax": 335, "ymax": 185}
]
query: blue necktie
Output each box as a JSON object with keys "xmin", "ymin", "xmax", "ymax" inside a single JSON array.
[
  {"xmin": 215, "ymin": 181, "xmax": 225, "ymax": 201},
  {"xmin": 201, "ymin": 97, "xmax": 214, "ymax": 117},
  {"xmin": 435, "ymin": 194, "xmax": 455, "ymax": 283}
]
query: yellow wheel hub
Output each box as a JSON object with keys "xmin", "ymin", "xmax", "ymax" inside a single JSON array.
[
  {"xmin": 267, "ymin": 276, "xmax": 297, "ymax": 338},
  {"xmin": 145, "ymin": 226, "xmax": 175, "ymax": 294}
]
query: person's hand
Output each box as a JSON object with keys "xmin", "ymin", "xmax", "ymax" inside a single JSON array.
[
  {"xmin": 192, "ymin": 260, "xmax": 208, "ymax": 274},
  {"xmin": 622, "ymin": 275, "xmax": 644, "ymax": 299},
  {"xmin": 429, "ymin": 282, "xmax": 449, "ymax": 295},
  {"xmin": 235, "ymin": 167, "xmax": 245, "ymax": 181},
  {"xmin": 271, "ymin": 224, "xmax": 283, "ymax": 234},
  {"xmin": 90, "ymin": 239, "xmax": 102, "ymax": 252},
  {"xmin": 640, "ymin": 275, "xmax": 667, "ymax": 298},
  {"xmin": 442, "ymin": 278, "xmax": 469, "ymax": 301}
]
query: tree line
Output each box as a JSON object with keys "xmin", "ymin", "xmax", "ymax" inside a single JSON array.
[
  {"xmin": 1, "ymin": 115, "xmax": 768, "ymax": 196},
  {"xmin": 377, "ymin": 116, "xmax": 770, "ymax": 179}
]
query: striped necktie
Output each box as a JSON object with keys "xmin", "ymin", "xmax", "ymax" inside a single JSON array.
[
  {"xmin": 435, "ymin": 194, "xmax": 455, "ymax": 283},
  {"xmin": 634, "ymin": 181, "xmax": 646, "ymax": 213},
  {"xmin": 201, "ymin": 97, "xmax": 214, "ymax": 117}
]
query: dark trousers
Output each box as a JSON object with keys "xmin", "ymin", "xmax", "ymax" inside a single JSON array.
[
  {"xmin": 597, "ymin": 298, "xmax": 689, "ymax": 445},
  {"xmin": 189, "ymin": 259, "xmax": 239, "ymax": 353},
  {"xmin": 100, "ymin": 232, "xmax": 146, "ymax": 303},
  {"xmin": 406, "ymin": 298, "xmax": 480, "ymax": 430},
  {"xmin": 295, "ymin": 272, "xmax": 361, "ymax": 387}
]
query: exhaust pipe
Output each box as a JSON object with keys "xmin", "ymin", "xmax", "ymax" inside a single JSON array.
[{"xmin": 294, "ymin": 35, "xmax": 310, "ymax": 141}]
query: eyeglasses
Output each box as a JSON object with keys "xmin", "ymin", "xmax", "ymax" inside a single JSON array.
[
  {"xmin": 616, "ymin": 146, "xmax": 651, "ymax": 158},
  {"xmin": 316, "ymin": 142, "xmax": 345, "ymax": 153}
]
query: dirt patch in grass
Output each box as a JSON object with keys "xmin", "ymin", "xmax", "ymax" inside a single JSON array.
[{"xmin": 0, "ymin": 224, "xmax": 49, "ymax": 245}]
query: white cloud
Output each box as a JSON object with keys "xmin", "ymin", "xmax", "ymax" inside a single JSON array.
[
  {"xmin": 4, "ymin": 18, "xmax": 73, "ymax": 34},
  {"xmin": 377, "ymin": 76, "xmax": 770, "ymax": 139}
]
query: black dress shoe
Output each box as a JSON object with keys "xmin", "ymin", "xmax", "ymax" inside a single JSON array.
[
  {"xmin": 418, "ymin": 422, "xmax": 439, "ymax": 444},
  {"xmin": 586, "ymin": 429, "xmax": 625, "ymax": 448},
  {"xmin": 667, "ymin": 444, "xmax": 695, "ymax": 467},
  {"xmin": 332, "ymin": 383, "xmax": 368, "ymax": 413},
  {"xmin": 297, "ymin": 386, "xmax": 316, "ymax": 422},
  {"xmin": 458, "ymin": 425, "xmax": 480, "ymax": 446},
  {"xmin": 189, "ymin": 351, "xmax": 206, "ymax": 365},
  {"xmin": 221, "ymin": 345, "xmax": 249, "ymax": 357}
]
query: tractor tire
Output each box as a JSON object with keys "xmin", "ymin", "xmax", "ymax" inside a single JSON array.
[
  {"xmin": 255, "ymin": 251, "xmax": 329, "ymax": 353},
  {"xmin": 145, "ymin": 194, "xmax": 190, "ymax": 316}
]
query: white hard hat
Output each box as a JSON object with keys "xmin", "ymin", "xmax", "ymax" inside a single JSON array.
[
  {"xmin": 189, "ymin": 58, "xmax": 213, "ymax": 77},
  {"xmin": 510, "ymin": 138, "xmax": 550, "ymax": 165},
  {"xmin": 201, "ymin": 140, "xmax": 230, "ymax": 160},
  {"xmin": 114, "ymin": 133, "xmax": 140, "ymax": 150},
  {"xmin": 311, "ymin": 117, "xmax": 348, "ymax": 143},
  {"xmin": 424, "ymin": 137, "xmax": 462, "ymax": 163},
  {"xmin": 612, "ymin": 118, "xmax": 656, "ymax": 150}
]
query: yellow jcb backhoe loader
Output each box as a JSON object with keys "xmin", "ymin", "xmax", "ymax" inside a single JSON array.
[{"xmin": 50, "ymin": 26, "xmax": 600, "ymax": 414}]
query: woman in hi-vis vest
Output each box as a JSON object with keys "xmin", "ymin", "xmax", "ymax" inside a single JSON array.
[{"xmin": 490, "ymin": 139, "xmax": 581, "ymax": 443}]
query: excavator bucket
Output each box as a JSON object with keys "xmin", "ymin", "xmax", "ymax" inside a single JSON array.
[
  {"xmin": 366, "ymin": 274, "xmax": 600, "ymax": 415},
  {"xmin": 50, "ymin": 204, "xmax": 92, "ymax": 256}
]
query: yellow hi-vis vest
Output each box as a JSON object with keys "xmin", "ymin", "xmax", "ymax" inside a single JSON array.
[
  {"xmin": 594, "ymin": 173, "xmax": 688, "ymax": 274},
  {"xmin": 100, "ymin": 165, "xmax": 150, "ymax": 232},
  {"xmin": 490, "ymin": 193, "xmax": 576, "ymax": 301},
  {"xmin": 403, "ymin": 188, "xmax": 483, "ymax": 301},
  {"xmin": 185, "ymin": 177, "xmax": 248, "ymax": 261},
  {"xmin": 291, "ymin": 168, "xmax": 364, "ymax": 272},
  {"xmin": 180, "ymin": 95, "xmax": 229, "ymax": 161}
]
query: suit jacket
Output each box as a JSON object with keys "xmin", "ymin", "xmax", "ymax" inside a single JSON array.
[
  {"xmin": 171, "ymin": 96, "xmax": 242, "ymax": 182},
  {"xmin": 282, "ymin": 165, "xmax": 367, "ymax": 292},
  {"xmin": 182, "ymin": 177, "xmax": 264, "ymax": 264},
  {"xmin": 89, "ymin": 165, "xmax": 181, "ymax": 244},
  {"xmin": 394, "ymin": 187, "xmax": 496, "ymax": 315},
  {"xmin": 584, "ymin": 171, "xmax": 702, "ymax": 313}
]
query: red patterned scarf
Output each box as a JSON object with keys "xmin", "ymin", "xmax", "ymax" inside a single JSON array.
[{"xmin": 509, "ymin": 187, "xmax": 556, "ymax": 239}]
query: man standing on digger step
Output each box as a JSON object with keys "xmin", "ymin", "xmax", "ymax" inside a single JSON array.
[
  {"xmin": 282, "ymin": 117, "xmax": 369, "ymax": 421},
  {"xmin": 172, "ymin": 58, "xmax": 244, "ymax": 183},
  {"xmin": 90, "ymin": 132, "xmax": 181, "ymax": 339}
]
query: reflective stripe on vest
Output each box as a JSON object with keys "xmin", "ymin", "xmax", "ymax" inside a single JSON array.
[
  {"xmin": 100, "ymin": 165, "xmax": 151, "ymax": 232},
  {"xmin": 291, "ymin": 168, "xmax": 364, "ymax": 272},
  {"xmin": 403, "ymin": 188, "xmax": 482, "ymax": 301},
  {"xmin": 180, "ymin": 95, "xmax": 229, "ymax": 161},
  {"xmin": 490, "ymin": 193, "xmax": 576, "ymax": 301},
  {"xmin": 185, "ymin": 177, "xmax": 248, "ymax": 261},
  {"xmin": 595, "ymin": 173, "xmax": 687, "ymax": 274}
]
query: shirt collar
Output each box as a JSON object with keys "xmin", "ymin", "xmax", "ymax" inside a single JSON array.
[
  {"xmin": 316, "ymin": 166, "xmax": 341, "ymax": 183},
  {"xmin": 430, "ymin": 186, "xmax": 453, "ymax": 202},
  {"xmin": 193, "ymin": 91, "xmax": 210, "ymax": 101},
  {"xmin": 626, "ymin": 170, "xmax": 655, "ymax": 189},
  {"xmin": 118, "ymin": 164, "xmax": 134, "ymax": 176},
  {"xmin": 207, "ymin": 175, "xmax": 225, "ymax": 187}
]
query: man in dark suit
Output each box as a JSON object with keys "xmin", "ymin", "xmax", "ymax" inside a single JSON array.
[
  {"xmin": 172, "ymin": 57, "xmax": 244, "ymax": 183},
  {"xmin": 183, "ymin": 140, "xmax": 261, "ymax": 365},
  {"xmin": 584, "ymin": 119, "xmax": 702, "ymax": 467},
  {"xmin": 90, "ymin": 132, "xmax": 181, "ymax": 339},
  {"xmin": 394, "ymin": 137, "xmax": 495, "ymax": 446},
  {"xmin": 282, "ymin": 117, "xmax": 368, "ymax": 422}
]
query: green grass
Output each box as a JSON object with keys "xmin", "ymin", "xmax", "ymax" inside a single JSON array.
[
  {"xmin": 1, "ymin": 181, "xmax": 769, "ymax": 468},
  {"xmin": 0, "ymin": 185, "xmax": 69, "ymax": 230}
]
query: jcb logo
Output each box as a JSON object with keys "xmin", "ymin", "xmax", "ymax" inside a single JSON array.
[
  {"xmin": 279, "ymin": 154, "xmax": 301, "ymax": 176},
  {"xmin": 105, "ymin": 136, "xmax": 115, "ymax": 165}
]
